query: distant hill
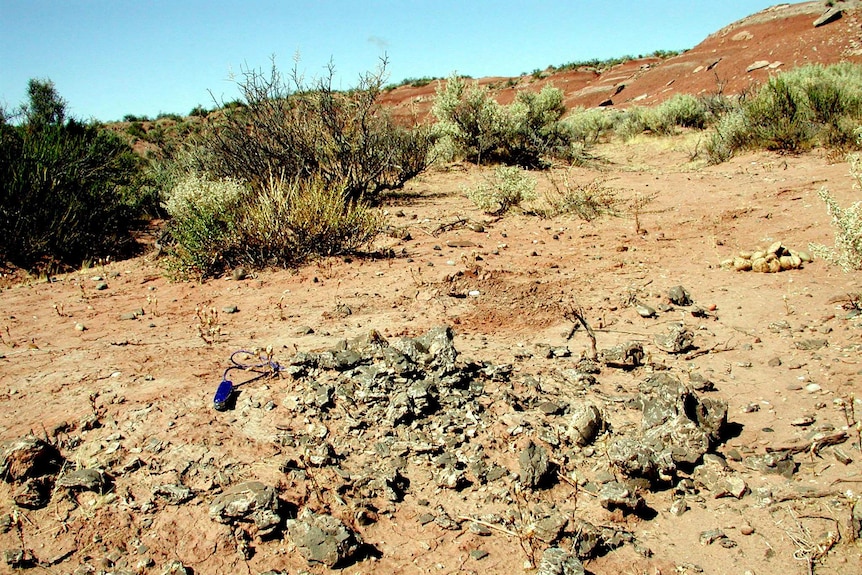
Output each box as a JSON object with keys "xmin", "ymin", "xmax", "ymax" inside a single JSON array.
[{"xmin": 379, "ymin": 1, "xmax": 862, "ymax": 121}]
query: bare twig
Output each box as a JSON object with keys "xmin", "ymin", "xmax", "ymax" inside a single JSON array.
[
  {"xmin": 766, "ymin": 431, "xmax": 848, "ymax": 455},
  {"xmin": 456, "ymin": 516, "xmax": 518, "ymax": 537},
  {"xmin": 563, "ymin": 303, "xmax": 598, "ymax": 361}
]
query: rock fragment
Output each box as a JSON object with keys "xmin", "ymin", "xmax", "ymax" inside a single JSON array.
[
  {"xmin": 599, "ymin": 482, "xmax": 645, "ymax": 514},
  {"xmin": 519, "ymin": 441, "xmax": 551, "ymax": 489},
  {"xmin": 0, "ymin": 436, "xmax": 63, "ymax": 482},
  {"xmin": 653, "ymin": 323, "xmax": 694, "ymax": 353},
  {"xmin": 600, "ymin": 341, "xmax": 644, "ymax": 369},
  {"xmin": 567, "ymin": 404, "xmax": 603, "ymax": 446},
  {"xmin": 667, "ymin": 285, "xmax": 692, "ymax": 306},
  {"xmin": 814, "ymin": 7, "xmax": 842, "ymax": 27},
  {"xmin": 286, "ymin": 508, "xmax": 363, "ymax": 567},
  {"xmin": 154, "ymin": 484, "xmax": 195, "ymax": 505},
  {"xmin": 536, "ymin": 547, "xmax": 585, "ymax": 575},
  {"xmin": 209, "ymin": 481, "xmax": 281, "ymax": 536},
  {"xmin": 56, "ymin": 468, "xmax": 106, "ymax": 492},
  {"xmin": 609, "ymin": 373, "xmax": 727, "ymax": 484}
]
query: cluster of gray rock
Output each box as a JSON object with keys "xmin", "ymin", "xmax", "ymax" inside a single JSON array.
[{"xmin": 8, "ymin": 295, "xmax": 847, "ymax": 572}]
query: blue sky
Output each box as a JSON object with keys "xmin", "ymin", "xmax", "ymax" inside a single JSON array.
[{"xmin": 1, "ymin": 0, "xmax": 789, "ymax": 122}]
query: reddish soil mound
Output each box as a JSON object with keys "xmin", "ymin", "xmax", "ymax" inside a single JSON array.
[{"xmin": 381, "ymin": 1, "xmax": 862, "ymax": 122}]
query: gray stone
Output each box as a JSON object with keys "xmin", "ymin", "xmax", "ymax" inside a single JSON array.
[
  {"xmin": 599, "ymin": 481, "xmax": 645, "ymax": 513},
  {"xmin": 746, "ymin": 60, "xmax": 770, "ymax": 72},
  {"xmin": 161, "ymin": 560, "xmax": 191, "ymax": 575},
  {"xmin": 600, "ymin": 341, "xmax": 644, "ymax": 369},
  {"xmin": 667, "ymin": 285, "xmax": 692, "ymax": 306},
  {"xmin": 519, "ymin": 441, "xmax": 551, "ymax": 488},
  {"xmin": 287, "ymin": 508, "xmax": 363, "ymax": 567},
  {"xmin": 669, "ymin": 497, "xmax": 688, "ymax": 516},
  {"xmin": 209, "ymin": 481, "xmax": 281, "ymax": 536},
  {"xmin": 609, "ymin": 373, "xmax": 727, "ymax": 484},
  {"xmin": 814, "ymin": 7, "xmax": 842, "ymax": 27},
  {"xmin": 699, "ymin": 528, "xmax": 729, "ymax": 546},
  {"xmin": 795, "ymin": 338, "xmax": 828, "ymax": 350},
  {"xmin": 567, "ymin": 404, "xmax": 603, "ymax": 446},
  {"xmin": 154, "ymin": 484, "xmax": 194, "ymax": 505},
  {"xmin": 536, "ymin": 547, "xmax": 585, "ymax": 575},
  {"xmin": 742, "ymin": 451, "xmax": 797, "ymax": 478},
  {"xmin": 12, "ymin": 476, "xmax": 52, "ymax": 509},
  {"xmin": 654, "ymin": 323, "xmax": 694, "ymax": 353},
  {"xmin": 4, "ymin": 549, "xmax": 31, "ymax": 568},
  {"xmin": 533, "ymin": 512, "xmax": 569, "ymax": 543},
  {"xmin": 56, "ymin": 468, "xmax": 106, "ymax": 492},
  {"xmin": 635, "ymin": 303, "xmax": 656, "ymax": 318},
  {"xmin": 852, "ymin": 498, "xmax": 862, "ymax": 540}
]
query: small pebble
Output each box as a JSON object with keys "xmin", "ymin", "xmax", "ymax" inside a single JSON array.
[
  {"xmin": 740, "ymin": 525, "xmax": 754, "ymax": 536},
  {"xmin": 75, "ymin": 323, "xmax": 86, "ymax": 331}
]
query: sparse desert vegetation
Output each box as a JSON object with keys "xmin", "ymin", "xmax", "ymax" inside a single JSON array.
[{"xmin": 2, "ymin": 5, "xmax": 862, "ymax": 575}]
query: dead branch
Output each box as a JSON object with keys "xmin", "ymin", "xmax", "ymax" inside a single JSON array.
[
  {"xmin": 456, "ymin": 516, "xmax": 518, "ymax": 537},
  {"xmin": 766, "ymin": 431, "xmax": 848, "ymax": 455},
  {"xmin": 563, "ymin": 304, "xmax": 598, "ymax": 361},
  {"xmin": 683, "ymin": 339, "xmax": 736, "ymax": 361}
]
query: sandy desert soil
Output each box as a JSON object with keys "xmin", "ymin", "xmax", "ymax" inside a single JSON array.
[{"xmin": 1, "ymin": 134, "xmax": 861, "ymax": 575}]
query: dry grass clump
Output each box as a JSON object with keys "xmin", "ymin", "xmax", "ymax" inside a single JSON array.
[{"xmin": 162, "ymin": 174, "xmax": 381, "ymax": 279}]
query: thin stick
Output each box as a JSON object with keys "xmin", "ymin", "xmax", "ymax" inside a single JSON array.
[
  {"xmin": 766, "ymin": 431, "xmax": 848, "ymax": 455},
  {"xmin": 456, "ymin": 516, "xmax": 518, "ymax": 537}
]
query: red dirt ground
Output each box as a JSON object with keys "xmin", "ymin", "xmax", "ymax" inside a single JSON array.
[{"xmin": 2, "ymin": 3, "xmax": 862, "ymax": 575}]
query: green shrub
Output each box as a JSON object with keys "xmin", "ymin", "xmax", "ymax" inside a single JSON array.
[
  {"xmin": 809, "ymin": 151, "xmax": 862, "ymax": 271},
  {"xmin": 189, "ymin": 105, "xmax": 209, "ymax": 117},
  {"xmin": 126, "ymin": 121, "xmax": 147, "ymax": 139},
  {"xmin": 162, "ymin": 173, "xmax": 381, "ymax": 279},
  {"xmin": 465, "ymin": 166, "xmax": 536, "ymax": 215},
  {"xmin": 432, "ymin": 75, "xmax": 581, "ymax": 166},
  {"xmin": 0, "ymin": 80, "xmax": 147, "ymax": 270},
  {"xmin": 646, "ymin": 94, "xmax": 710, "ymax": 135},
  {"xmin": 200, "ymin": 59, "xmax": 431, "ymax": 202},
  {"xmin": 563, "ymin": 108, "xmax": 618, "ymax": 145},
  {"xmin": 123, "ymin": 114, "xmax": 151, "ymax": 122},
  {"xmin": 432, "ymin": 74, "xmax": 504, "ymax": 164},
  {"xmin": 705, "ymin": 63, "xmax": 862, "ymax": 163},
  {"xmin": 504, "ymin": 86, "xmax": 574, "ymax": 165}
]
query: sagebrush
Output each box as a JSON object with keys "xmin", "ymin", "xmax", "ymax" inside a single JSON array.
[
  {"xmin": 809, "ymin": 151, "xmax": 862, "ymax": 271},
  {"xmin": 706, "ymin": 63, "xmax": 862, "ymax": 163},
  {"xmin": 432, "ymin": 75, "xmax": 585, "ymax": 167},
  {"xmin": 465, "ymin": 166, "xmax": 536, "ymax": 215}
]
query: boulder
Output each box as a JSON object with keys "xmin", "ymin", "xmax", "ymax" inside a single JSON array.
[{"xmin": 813, "ymin": 8, "xmax": 842, "ymax": 27}]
